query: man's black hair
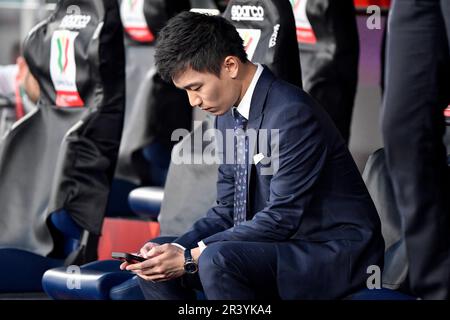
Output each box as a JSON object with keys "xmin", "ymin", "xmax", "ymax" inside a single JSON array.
[{"xmin": 155, "ymin": 11, "xmax": 248, "ymax": 82}]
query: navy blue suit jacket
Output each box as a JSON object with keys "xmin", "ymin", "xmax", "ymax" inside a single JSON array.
[{"xmin": 174, "ymin": 67, "xmax": 384, "ymax": 299}]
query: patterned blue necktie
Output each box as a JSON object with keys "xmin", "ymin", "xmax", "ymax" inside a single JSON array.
[{"xmin": 233, "ymin": 108, "xmax": 248, "ymax": 226}]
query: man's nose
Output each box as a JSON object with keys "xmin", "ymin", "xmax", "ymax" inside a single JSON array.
[{"xmin": 187, "ymin": 92, "xmax": 202, "ymax": 108}]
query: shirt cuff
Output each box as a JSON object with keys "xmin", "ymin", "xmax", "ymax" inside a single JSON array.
[
  {"xmin": 197, "ymin": 240, "xmax": 207, "ymax": 253},
  {"xmin": 171, "ymin": 243, "xmax": 186, "ymax": 251}
]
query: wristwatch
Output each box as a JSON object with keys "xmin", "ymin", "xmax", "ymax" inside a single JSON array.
[{"xmin": 183, "ymin": 249, "xmax": 198, "ymax": 274}]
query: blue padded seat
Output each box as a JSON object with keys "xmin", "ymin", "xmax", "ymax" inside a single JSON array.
[
  {"xmin": 42, "ymin": 237, "xmax": 177, "ymax": 299},
  {"xmin": 49, "ymin": 210, "xmax": 82, "ymax": 256},
  {"xmin": 0, "ymin": 210, "xmax": 83, "ymax": 293},
  {"xmin": 42, "ymin": 260, "xmax": 135, "ymax": 300},
  {"xmin": 128, "ymin": 186, "xmax": 164, "ymax": 219},
  {"xmin": 0, "ymin": 249, "xmax": 63, "ymax": 292}
]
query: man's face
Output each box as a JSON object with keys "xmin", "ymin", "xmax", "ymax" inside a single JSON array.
[{"xmin": 172, "ymin": 63, "xmax": 240, "ymax": 116}]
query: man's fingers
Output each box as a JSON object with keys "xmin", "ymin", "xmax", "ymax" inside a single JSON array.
[
  {"xmin": 141, "ymin": 242, "xmax": 159, "ymax": 258},
  {"xmin": 125, "ymin": 257, "xmax": 159, "ymax": 271},
  {"xmin": 148, "ymin": 242, "xmax": 159, "ymax": 248},
  {"xmin": 140, "ymin": 247, "xmax": 148, "ymax": 258},
  {"xmin": 148, "ymin": 246, "xmax": 161, "ymax": 256},
  {"xmin": 119, "ymin": 261, "xmax": 129, "ymax": 270},
  {"xmin": 147, "ymin": 244, "xmax": 168, "ymax": 258},
  {"xmin": 125, "ymin": 262, "xmax": 144, "ymax": 271}
]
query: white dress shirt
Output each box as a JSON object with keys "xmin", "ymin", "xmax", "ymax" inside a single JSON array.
[{"xmin": 235, "ymin": 63, "xmax": 264, "ymax": 120}]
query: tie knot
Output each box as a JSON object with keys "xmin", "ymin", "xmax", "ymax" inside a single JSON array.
[{"xmin": 233, "ymin": 108, "xmax": 247, "ymax": 128}]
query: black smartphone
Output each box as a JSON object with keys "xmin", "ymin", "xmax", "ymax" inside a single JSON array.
[{"xmin": 112, "ymin": 252, "xmax": 146, "ymax": 264}]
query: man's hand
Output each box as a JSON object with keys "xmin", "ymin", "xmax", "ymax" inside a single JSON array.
[
  {"xmin": 119, "ymin": 241, "xmax": 160, "ymax": 271},
  {"xmin": 125, "ymin": 243, "xmax": 185, "ymax": 282},
  {"xmin": 191, "ymin": 247, "xmax": 201, "ymax": 263}
]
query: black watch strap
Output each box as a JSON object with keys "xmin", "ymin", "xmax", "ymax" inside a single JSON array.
[
  {"xmin": 183, "ymin": 248, "xmax": 198, "ymax": 274},
  {"xmin": 184, "ymin": 248, "xmax": 193, "ymax": 261}
]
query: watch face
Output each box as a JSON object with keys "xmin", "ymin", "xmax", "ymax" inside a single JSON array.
[{"xmin": 184, "ymin": 261, "xmax": 198, "ymax": 274}]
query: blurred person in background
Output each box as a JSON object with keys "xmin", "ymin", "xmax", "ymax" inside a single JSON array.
[
  {"xmin": 0, "ymin": 43, "xmax": 40, "ymax": 135},
  {"xmin": 381, "ymin": 0, "xmax": 450, "ymax": 300}
]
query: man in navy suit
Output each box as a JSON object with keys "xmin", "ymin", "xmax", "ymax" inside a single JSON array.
[{"xmin": 121, "ymin": 11, "xmax": 384, "ymax": 299}]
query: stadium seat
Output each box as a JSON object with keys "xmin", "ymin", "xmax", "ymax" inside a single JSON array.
[
  {"xmin": 0, "ymin": 249, "xmax": 63, "ymax": 293},
  {"xmin": 42, "ymin": 236, "xmax": 174, "ymax": 299},
  {"xmin": 42, "ymin": 260, "xmax": 137, "ymax": 300},
  {"xmin": 128, "ymin": 187, "xmax": 164, "ymax": 219},
  {"xmin": 0, "ymin": 0, "xmax": 125, "ymax": 293}
]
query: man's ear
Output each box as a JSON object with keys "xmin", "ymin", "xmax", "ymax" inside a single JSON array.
[{"xmin": 223, "ymin": 56, "xmax": 239, "ymax": 79}]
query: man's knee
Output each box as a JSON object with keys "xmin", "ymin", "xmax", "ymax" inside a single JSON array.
[
  {"xmin": 197, "ymin": 243, "xmax": 237, "ymax": 297},
  {"xmin": 198, "ymin": 242, "xmax": 235, "ymax": 276}
]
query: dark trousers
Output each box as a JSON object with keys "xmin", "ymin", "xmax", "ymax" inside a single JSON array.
[
  {"xmin": 138, "ymin": 237, "xmax": 280, "ymax": 300},
  {"xmin": 381, "ymin": 0, "xmax": 450, "ymax": 299}
]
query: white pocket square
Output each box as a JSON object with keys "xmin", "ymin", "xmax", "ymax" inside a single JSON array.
[{"xmin": 253, "ymin": 153, "xmax": 265, "ymax": 165}]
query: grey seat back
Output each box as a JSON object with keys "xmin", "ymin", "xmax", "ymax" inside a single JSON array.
[{"xmin": 159, "ymin": 116, "xmax": 219, "ymax": 235}]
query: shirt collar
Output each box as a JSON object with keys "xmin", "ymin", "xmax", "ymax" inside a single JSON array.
[{"xmin": 235, "ymin": 63, "xmax": 264, "ymax": 120}]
